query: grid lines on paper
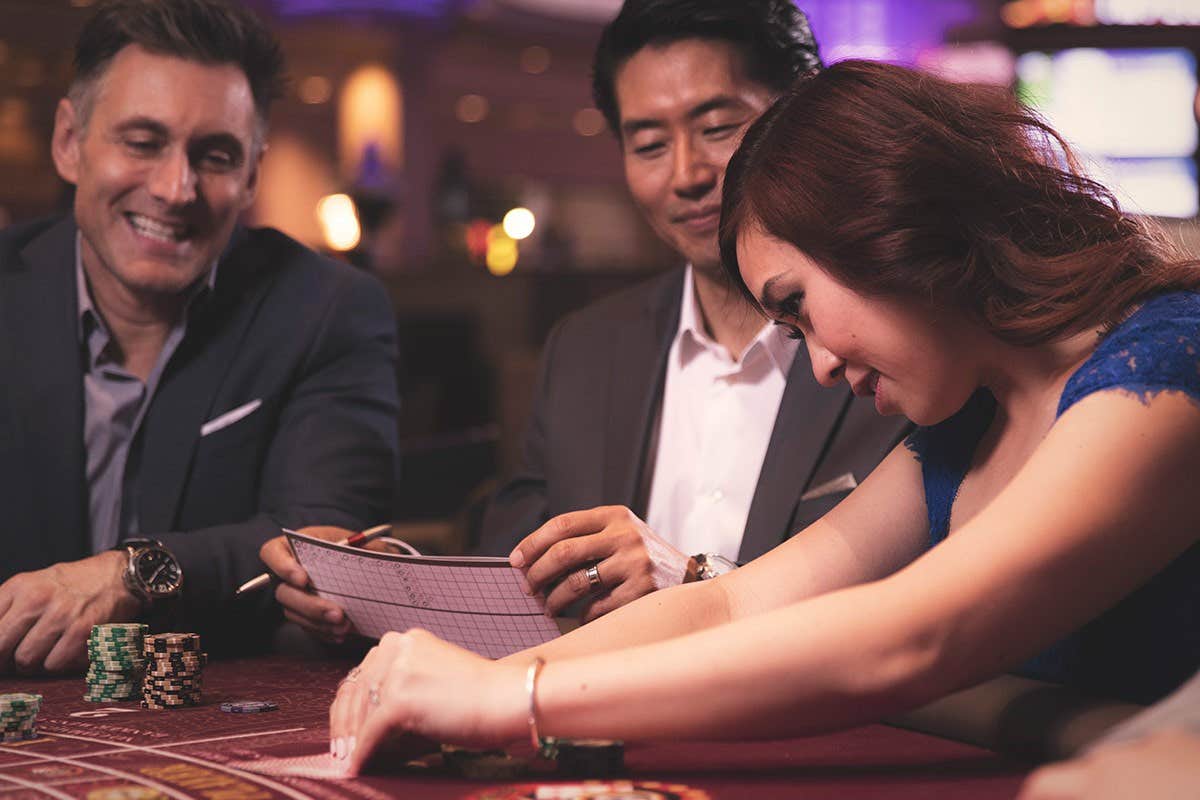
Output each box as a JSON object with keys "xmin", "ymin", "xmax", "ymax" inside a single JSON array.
[{"xmin": 290, "ymin": 539, "xmax": 559, "ymax": 659}]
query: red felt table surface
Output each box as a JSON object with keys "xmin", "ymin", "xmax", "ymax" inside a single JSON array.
[{"xmin": 0, "ymin": 654, "xmax": 1031, "ymax": 799}]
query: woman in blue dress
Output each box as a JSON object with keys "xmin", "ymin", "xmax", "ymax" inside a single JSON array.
[{"xmin": 327, "ymin": 59, "xmax": 1200, "ymax": 772}]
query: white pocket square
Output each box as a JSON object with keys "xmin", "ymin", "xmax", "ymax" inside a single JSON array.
[
  {"xmin": 200, "ymin": 399, "xmax": 262, "ymax": 437},
  {"xmin": 801, "ymin": 472, "xmax": 858, "ymax": 502}
]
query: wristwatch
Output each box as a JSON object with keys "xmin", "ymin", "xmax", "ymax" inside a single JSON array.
[
  {"xmin": 116, "ymin": 538, "xmax": 184, "ymax": 603},
  {"xmin": 685, "ymin": 553, "xmax": 738, "ymax": 582}
]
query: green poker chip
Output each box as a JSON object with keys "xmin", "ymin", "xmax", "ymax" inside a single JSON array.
[{"xmin": 0, "ymin": 694, "xmax": 42, "ymax": 710}]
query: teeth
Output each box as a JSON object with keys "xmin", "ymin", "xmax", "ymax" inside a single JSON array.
[{"xmin": 128, "ymin": 213, "xmax": 186, "ymax": 243}]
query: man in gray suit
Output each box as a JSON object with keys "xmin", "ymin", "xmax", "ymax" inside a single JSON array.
[{"xmin": 476, "ymin": 0, "xmax": 911, "ymax": 621}]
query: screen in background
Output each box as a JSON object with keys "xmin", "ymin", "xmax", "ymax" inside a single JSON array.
[{"xmin": 1017, "ymin": 48, "xmax": 1198, "ymax": 218}]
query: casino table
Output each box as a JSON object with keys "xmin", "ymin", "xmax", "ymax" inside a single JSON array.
[{"xmin": 0, "ymin": 654, "xmax": 1033, "ymax": 800}]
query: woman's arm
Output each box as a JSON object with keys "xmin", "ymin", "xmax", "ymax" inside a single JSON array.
[
  {"xmin": 526, "ymin": 390, "xmax": 1200, "ymax": 741},
  {"xmin": 505, "ymin": 441, "xmax": 930, "ymax": 664},
  {"xmin": 333, "ymin": 390, "xmax": 1200, "ymax": 771}
]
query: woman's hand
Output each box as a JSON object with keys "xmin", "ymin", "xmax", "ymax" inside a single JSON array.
[{"xmin": 329, "ymin": 629, "xmax": 529, "ymax": 775}]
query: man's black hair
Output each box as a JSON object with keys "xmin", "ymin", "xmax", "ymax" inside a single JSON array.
[{"xmin": 591, "ymin": 0, "xmax": 823, "ymax": 137}]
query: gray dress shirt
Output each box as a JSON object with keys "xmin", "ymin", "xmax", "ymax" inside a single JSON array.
[{"xmin": 76, "ymin": 238, "xmax": 215, "ymax": 553}]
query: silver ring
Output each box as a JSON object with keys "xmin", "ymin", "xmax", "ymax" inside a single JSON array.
[
  {"xmin": 367, "ymin": 685, "xmax": 381, "ymax": 707},
  {"xmin": 584, "ymin": 564, "xmax": 603, "ymax": 592},
  {"xmin": 338, "ymin": 667, "xmax": 361, "ymax": 689}
]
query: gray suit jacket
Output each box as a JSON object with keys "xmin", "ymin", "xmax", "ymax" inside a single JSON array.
[{"xmin": 478, "ymin": 268, "xmax": 911, "ymax": 562}]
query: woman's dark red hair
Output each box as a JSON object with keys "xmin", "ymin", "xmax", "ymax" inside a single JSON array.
[{"xmin": 719, "ymin": 59, "xmax": 1200, "ymax": 345}]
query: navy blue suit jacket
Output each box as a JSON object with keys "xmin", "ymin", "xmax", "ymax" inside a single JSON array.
[{"xmin": 0, "ymin": 216, "xmax": 399, "ymax": 647}]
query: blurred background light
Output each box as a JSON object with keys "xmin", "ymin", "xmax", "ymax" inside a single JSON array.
[
  {"xmin": 274, "ymin": 0, "xmax": 454, "ymax": 18},
  {"xmin": 317, "ymin": 193, "xmax": 362, "ymax": 251},
  {"xmin": 1017, "ymin": 47, "xmax": 1198, "ymax": 217},
  {"xmin": 519, "ymin": 45, "xmax": 551, "ymax": 75},
  {"xmin": 455, "ymin": 94, "xmax": 490, "ymax": 124},
  {"xmin": 502, "ymin": 207, "xmax": 536, "ymax": 240},
  {"xmin": 486, "ymin": 225, "xmax": 518, "ymax": 275},
  {"xmin": 465, "ymin": 218, "xmax": 493, "ymax": 261},
  {"xmin": 298, "ymin": 75, "xmax": 333, "ymax": 105},
  {"xmin": 339, "ymin": 65, "xmax": 404, "ymax": 182},
  {"xmin": 572, "ymin": 108, "xmax": 606, "ymax": 137}
]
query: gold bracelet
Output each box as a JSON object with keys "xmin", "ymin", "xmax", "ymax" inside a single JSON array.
[{"xmin": 525, "ymin": 657, "xmax": 546, "ymax": 750}]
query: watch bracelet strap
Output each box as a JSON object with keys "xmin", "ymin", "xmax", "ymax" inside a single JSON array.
[{"xmin": 117, "ymin": 538, "xmax": 183, "ymax": 609}]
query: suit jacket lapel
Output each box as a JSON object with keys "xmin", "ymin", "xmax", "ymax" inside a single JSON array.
[
  {"xmin": 601, "ymin": 270, "xmax": 683, "ymax": 509},
  {"xmin": 3, "ymin": 218, "xmax": 89, "ymax": 563},
  {"xmin": 136, "ymin": 228, "xmax": 265, "ymax": 533},
  {"xmin": 738, "ymin": 348, "xmax": 852, "ymax": 561}
]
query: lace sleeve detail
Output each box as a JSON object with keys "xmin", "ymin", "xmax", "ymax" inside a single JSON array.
[
  {"xmin": 1058, "ymin": 292, "xmax": 1200, "ymax": 418},
  {"xmin": 904, "ymin": 389, "xmax": 996, "ymax": 546}
]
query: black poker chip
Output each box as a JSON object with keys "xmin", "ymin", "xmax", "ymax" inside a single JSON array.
[
  {"xmin": 441, "ymin": 745, "xmax": 529, "ymax": 779},
  {"xmin": 542, "ymin": 738, "xmax": 625, "ymax": 777},
  {"xmin": 220, "ymin": 701, "xmax": 278, "ymax": 713}
]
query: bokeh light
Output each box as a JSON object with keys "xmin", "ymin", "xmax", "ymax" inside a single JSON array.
[
  {"xmin": 456, "ymin": 94, "xmax": 490, "ymax": 124},
  {"xmin": 486, "ymin": 225, "xmax": 518, "ymax": 275},
  {"xmin": 317, "ymin": 194, "xmax": 362, "ymax": 252},
  {"xmin": 520, "ymin": 45, "xmax": 551, "ymax": 75},
  {"xmin": 502, "ymin": 207, "xmax": 536, "ymax": 240},
  {"xmin": 298, "ymin": 75, "xmax": 333, "ymax": 105},
  {"xmin": 572, "ymin": 108, "xmax": 606, "ymax": 137}
]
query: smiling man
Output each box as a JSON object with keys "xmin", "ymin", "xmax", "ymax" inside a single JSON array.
[
  {"xmin": 0, "ymin": 0, "xmax": 398, "ymax": 673},
  {"xmin": 469, "ymin": 0, "xmax": 913, "ymax": 622}
]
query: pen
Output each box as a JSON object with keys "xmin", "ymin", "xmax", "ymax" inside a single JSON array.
[{"xmin": 235, "ymin": 523, "xmax": 396, "ymax": 596}]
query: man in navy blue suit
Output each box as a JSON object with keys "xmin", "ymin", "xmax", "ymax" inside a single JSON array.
[{"xmin": 0, "ymin": 0, "xmax": 398, "ymax": 673}]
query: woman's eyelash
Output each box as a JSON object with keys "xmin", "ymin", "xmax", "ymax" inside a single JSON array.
[{"xmin": 772, "ymin": 320, "xmax": 805, "ymax": 341}]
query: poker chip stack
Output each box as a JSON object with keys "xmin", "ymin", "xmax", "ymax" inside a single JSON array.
[
  {"xmin": 141, "ymin": 633, "xmax": 206, "ymax": 710},
  {"xmin": 0, "ymin": 693, "xmax": 42, "ymax": 742},
  {"xmin": 85, "ymin": 623, "xmax": 148, "ymax": 703}
]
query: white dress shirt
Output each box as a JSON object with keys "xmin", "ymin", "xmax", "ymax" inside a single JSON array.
[{"xmin": 644, "ymin": 267, "xmax": 798, "ymax": 561}]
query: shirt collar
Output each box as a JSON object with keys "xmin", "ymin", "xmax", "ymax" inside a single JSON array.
[
  {"xmin": 674, "ymin": 264, "xmax": 798, "ymax": 376},
  {"xmin": 75, "ymin": 232, "xmax": 219, "ymax": 345}
]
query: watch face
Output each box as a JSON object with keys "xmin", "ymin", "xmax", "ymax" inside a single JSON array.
[{"xmin": 133, "ymin": 549, "xmax": 181, "ymax": 597}]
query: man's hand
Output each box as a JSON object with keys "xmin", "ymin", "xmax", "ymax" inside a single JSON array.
[
  {"xmin": 259, "ymin": 525, "xmax": 357, "ymax": 643},
  {"xmin": 1017, "ymin": 730, "xmax": 1200, "ymax": 799},
  {"xmin": 509, "ymin": 505, "xmax": 691, "ymax": 621},
  {"xmin": 0, "ymin": 552, "xmax": 142, "ymax": 674}
]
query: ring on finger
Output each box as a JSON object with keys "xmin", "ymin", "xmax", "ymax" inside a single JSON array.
[
  {"xmin": 338, "ymin": 667, "xmax": 362, "ymax": 689},
  {"xmin": 584, "ymin": 564, "xmax": 603, "ymax": 593}
]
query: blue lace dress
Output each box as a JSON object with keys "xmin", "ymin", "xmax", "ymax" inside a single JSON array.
[{"xmin": 905, "ymin": 291, "xmax": 1200, "ymax": 704}]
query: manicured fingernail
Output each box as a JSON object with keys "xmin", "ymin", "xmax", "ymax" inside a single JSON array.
[
  {"xmin": 324, "ymin": 608, "xmax": 343, "ymax": 623},
  {"xmin": 336, "ymin": 738, "xmax": 346, "ymax": 759},
  {"xmin": 520, "ymin": 577, "xmax": 532, "ymax": 595},
  {"xmin": 330, "ymin": 739, "xmax": 336, "ymax": 758},
  {"xmin": 509, "ymin": 549, "xmax": 525, "ymax": 568},
  {"xmin": 347, "ymin": 736, "xmax": 356, "ymax": 758}
]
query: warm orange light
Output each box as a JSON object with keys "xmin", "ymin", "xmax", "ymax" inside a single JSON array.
[
  {"xmin": 338, "ymin": 65, "xmax": 404, "ymax": 180},
  {"xmin": 317, "ymin": 194, "xmax": 361, "ymax": 252}
]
